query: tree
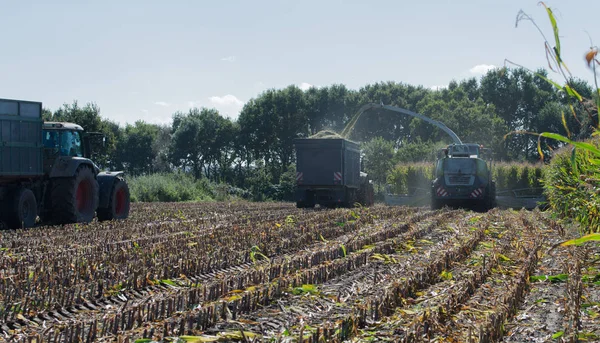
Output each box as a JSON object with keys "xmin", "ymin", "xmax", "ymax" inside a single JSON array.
[
  {"xmin": 362, "ymin": 137, "xmax": 395, "ymax": 191},
  {"xmin": 114, "ymin": 121, "xmax": 160, "ymax": 175},
  {"xmin": 170, "ymin": 108, "xmax": 235, "ymax": 180},
  {"xmin": 238, "ymin": 86, "xmax": 309, "ymax": 182}
]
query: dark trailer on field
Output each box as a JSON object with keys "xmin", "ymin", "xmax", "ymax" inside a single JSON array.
[{"xmin": 294, "ymin": 137, "xmax": 373, "ymax": 208}]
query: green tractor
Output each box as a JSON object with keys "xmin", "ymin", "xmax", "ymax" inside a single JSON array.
[
  {"xmin": 431, "ymin": 143, "xmax": 496, "ymax": 211},
  {"xmin": 0, "ymin": 98, "xmax": 130, "ymax": 229}
]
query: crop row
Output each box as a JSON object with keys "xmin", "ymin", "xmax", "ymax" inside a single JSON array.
[
  {"xmin": 7, "ymin": 208, "xmax": 445, "ymax": 342},
  {"xmin": 0, "ymin": 205, "xmax": 415, "ymax": 320}
]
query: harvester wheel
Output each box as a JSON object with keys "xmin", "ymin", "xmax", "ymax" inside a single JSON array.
[
  {"xmin": 431, "ymin": 186, "xmax": 442, "ymax": 210},
  {"xmin": 51, "ymin": 165, "xmax": 99, "ymax": 224},
  {"xmin": 98, "ymin": 177, "xmax": 130, "ymax": 221},
  {"xmin": 431, "ymin": 197, "xmax": 442, "ymax": 210},
  {"xmin": 7, "ymin": 188, "xmax": 37, "ymax": 229},
  {"xmin": 490, "ymin": 182, "xmax": 497, "ymax": 209}
]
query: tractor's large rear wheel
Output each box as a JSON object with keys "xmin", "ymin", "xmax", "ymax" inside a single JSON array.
[
  {"xmin": 51, "ymin": 165, "xmax": 99, "ymax": 224},
  {"xmin": 98, "ymin": 177, "xmax": 130, "ymax": 221},
  {"xmin": 6, "ymin": 188, "xmax": 37, "ymax": 229}
]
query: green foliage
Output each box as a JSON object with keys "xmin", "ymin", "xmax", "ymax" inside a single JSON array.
[
  {"xmin": 386, "ymin": 163, "xmax": 432, "ymax": 195},
  {"xmin": 394, "ymin": 139, "xmax": 437, "ymax": 163},
  {"xmin": 114, "ymin": 120, "xmax": 162, "ymax": 175},
  {"xmin": 492, "ymin": 162, "xmax": 544, "ymax": 194},
  {"xmin": 362, "ymin": 137, "xmax": 395, "ymax": 189},
  {"xmin": 128, "ymin": 172, "xmax": 214, "ymax": 202},
  {"xmin": 170, "ymin": 108, "xmax": 236, "ymax": 180},
  {"xmin": 543, "ymin": 138, "xmax": 600, "ymax": 233}
]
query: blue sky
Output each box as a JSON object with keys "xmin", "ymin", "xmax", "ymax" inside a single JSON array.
[{"xmin": 1, "ymin": 0, "xmax": 598, "ymax": 125}]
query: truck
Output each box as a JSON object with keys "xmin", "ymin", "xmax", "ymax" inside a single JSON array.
[
  {"xmin": 0, "ymin": 98, "xmax": 130, "ymax": 229},
  {"xmin": 294, "ymin": 138, "xmax": 374, "ymax": 208},
  {"xmin": 431, "ymin": 143, "xmax": 496, "ymax": 211}
]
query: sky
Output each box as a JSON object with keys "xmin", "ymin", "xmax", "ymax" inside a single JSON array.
[{"xmin": 1, "ymin": 0, "xmax": 598, "ymax": 126}]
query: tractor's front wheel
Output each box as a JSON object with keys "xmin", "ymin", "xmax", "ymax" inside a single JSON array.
[
  {"xmin": 51, "ymin": 165, "xmax": 99, "ymax": 224},
  {"xmin": 98, "ymin": 177, "xmax": 130, "ymax": 221}
]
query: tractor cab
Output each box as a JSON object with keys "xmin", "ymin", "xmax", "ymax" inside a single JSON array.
[
  {"xmin": 41, "ymin": 122, "xmax": 99, "ymax": 175},
  {"xmin": 43, "ymin": 122, "xmax": 87, "ymax": 157}
]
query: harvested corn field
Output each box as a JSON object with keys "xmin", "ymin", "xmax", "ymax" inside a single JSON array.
[{"xmin": 0, "ymin": 203, "xmax": 599, "ymax": 343}]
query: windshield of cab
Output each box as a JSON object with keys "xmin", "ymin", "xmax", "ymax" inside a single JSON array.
[
  {"xmin": 443, "ymin": 158, "xmax": 476, "ymax": 174},
  {"xmin": 442, "ymin": 158, "xmax": 489, "ymax": 175},
  {"xmin": 43, "ymin": 130, "xmax": 83, "ymax": 157}
]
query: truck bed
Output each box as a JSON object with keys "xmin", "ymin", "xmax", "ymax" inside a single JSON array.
[{"xmin": 294, "ymin": 138, "xmax": 360, "ymax": 188}]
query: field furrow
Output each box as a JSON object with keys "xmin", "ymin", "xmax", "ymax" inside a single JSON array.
[
  {"xmin": 6, "ymin": 207, "xmax": 432, "ymax": 341},
  {"xmin": 1, "ymin": 203, "xmax": 596, "ymax": 343}
]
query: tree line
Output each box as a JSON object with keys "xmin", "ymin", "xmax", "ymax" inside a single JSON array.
[{"xmin": 42, "ymin": 67, "xmax": 598, "ymax": 196}]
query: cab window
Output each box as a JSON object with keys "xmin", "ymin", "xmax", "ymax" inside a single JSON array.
[{"xmin": 60, "ymin": 131, "xmax": 83, "ymax": 157}]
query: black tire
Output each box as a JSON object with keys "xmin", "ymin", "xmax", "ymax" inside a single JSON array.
[
  {"xmin": 7, "ymin": 188, "xmax": 37, "ymax": 229},
  {"xmin": 431, "ymin": 198, "xmax": 442, "ymax": 210},
  {"xmin": 98, "ymin": 177, "xmax": 130, "ymax": 221},
  {"xmin": 490, "ymin": 182, "xmax": 497, "ymax": 209},
  {"xmin": 51, "ymin": 164, "xmax": 99, "ymax": 224},
  {"xmin": 431, "ymin": 186, "xmax": 442, "ymax": 210}
]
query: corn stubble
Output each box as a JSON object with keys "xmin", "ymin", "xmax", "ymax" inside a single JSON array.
[{"xmin": 0, "ymin": 203, "xmax": 597, "ymax": 343}]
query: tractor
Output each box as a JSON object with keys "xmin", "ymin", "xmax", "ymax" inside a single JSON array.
[{"xmin": 0, "ymin": 98, "xmax": 130, "ymax": 229}]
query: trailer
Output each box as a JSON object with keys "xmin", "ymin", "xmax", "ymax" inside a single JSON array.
[{"xmin": 294, "ymin": 138, "xmax": 373, "ymax": 208}]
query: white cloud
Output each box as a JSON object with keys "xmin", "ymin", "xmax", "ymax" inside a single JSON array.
[
  {"xmin": 208, "ymin": 94, "xmax": 244, "ymax": 120},
  {"xmin": 298, "ymin": 82, "xmax": 313, "ymax": 91},
  {"xmin": 221, "ymin": 56, "xmax": 236, "ymax": 62},
  {"xmin": 469, "ymin": 64, "xmax": 497, "ymax": 75},
  {"xmin": 209, "ymin": 94, "xmax": 243, "ymax": 107},
  {"xmin": 141, "ymin": 109, "xmax": 149, "ymax": 114},
  {"xmin": 188, "ymin": 101, "xmax": 199, "ymax": 108},
  {"xmin": 154, "ymin": 101, "xmax": 170, "ymax": 107}
]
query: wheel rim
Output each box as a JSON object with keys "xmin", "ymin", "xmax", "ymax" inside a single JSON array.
[
  {"xmin": 115, "ymin": 188, "xmax": 126, "ymax": 216},
  {"xmin": 76, "ymin": 179, "xmax": 92, "ymax": 213}
]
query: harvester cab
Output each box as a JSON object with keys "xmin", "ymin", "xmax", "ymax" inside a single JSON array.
[{"xmin": 432, "ymin": 143, "xmax": 496, "ymax": 211}]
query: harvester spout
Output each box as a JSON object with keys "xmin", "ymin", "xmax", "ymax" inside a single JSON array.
[{"xmin": 341, "ymin": 103, "xmax": 463, "ymax": 145}]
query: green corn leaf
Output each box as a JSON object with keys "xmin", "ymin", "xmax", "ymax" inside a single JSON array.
[
  {"xmin": 539, "ymin": 132, "xmax": 600, "ymax": 156},
  {"xmin": 564, "ymin": 85, "xmax": 583, "ymax": 102},
  {"xmin": 178, "ymin": 336, "xmax": 219, "ymax": 342},
  {"xmin": 537, "ymin": 135, "xmax": 544, "ymax": 160},
  {"xmin": 540, "ymin": 2, "xmax": 560, "ymax": 61},
  {"xmin": 560, "ymin": 233, "xmax": 600, "ymax": 247},
  {"xmin": 561, "ymin": 111, "xmax": 571, "ymax": 138}
]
